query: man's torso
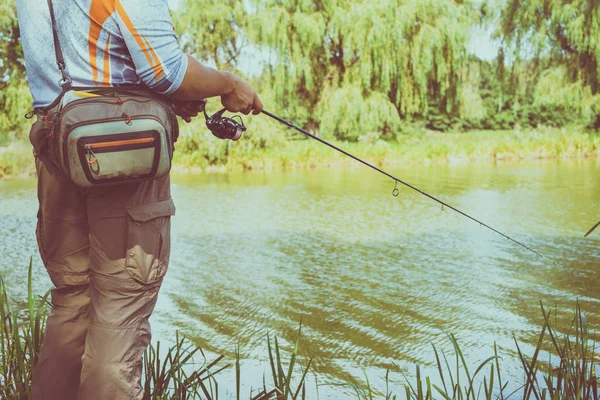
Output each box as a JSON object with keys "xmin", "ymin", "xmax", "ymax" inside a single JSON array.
[{"xmin": 17, "ymin": 0, "xmax": 186, "ymax": 108}]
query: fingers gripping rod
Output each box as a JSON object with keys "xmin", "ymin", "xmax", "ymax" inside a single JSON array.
[{"xmin": 261, "ymin": 109, "xmax": 563, "ymax": 270}]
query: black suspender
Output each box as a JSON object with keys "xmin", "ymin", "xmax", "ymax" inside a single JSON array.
[{"xmin": 46, "ymin": 0, "xmax": 72, "ymax": 90}]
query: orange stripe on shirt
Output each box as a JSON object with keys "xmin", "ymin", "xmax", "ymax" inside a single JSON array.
[
  {"xmin": 142, "ymin": 36, "xmax": 166, "ymax": 81},
  {"xmin": 101, "ymin": 32, "xmax": 112, "ymax": 86},
  {"xmin": 88, "ymin": 0, "xmax": 116, "ymax": 86},
  {"xmin": 115, "ymin": 0, "xmax": 164, "ymax": 81}
]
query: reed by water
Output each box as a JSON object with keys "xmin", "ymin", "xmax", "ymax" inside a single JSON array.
[
  {"xmin": 2, "ymin": 127, "xmax": 599, "ymax": 179},
  {"xmin": 0, "ymin": 260, "xmax": 597, "ymax": 399}
]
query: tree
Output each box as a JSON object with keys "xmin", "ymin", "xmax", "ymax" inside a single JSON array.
[
  {"xmin": 175, "ymin": 0, "xmax": 249, "ymax": 72},
  {"xmin": 248, "ymin": 0, "xmax": 479, "ymax": 136},
  {"xmin": 0, "ymin": 0, "xmax": 24, "ymax": 82},
  {"xmin": 0, "ymin": 0, "xmax": 30, "ymax": 137},
  {"xmin": 495, "ymin": 0, "xmax": 600, "ymax": 127}
]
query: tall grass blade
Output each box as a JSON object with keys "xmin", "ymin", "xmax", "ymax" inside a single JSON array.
[
  {"xmin": 284, "ymin": 321, "xmax": 302, "ymax": 399},
  {"xmin": 494, "ymin": 342, "xmax": 504, "ymax": 400},
  {"xmin": 236, "ymin": 344, "xmax": 240, "ymax": 400},
  {"xmin": 431, "ymin": 341, "xmax": 448, "ymax": 395},
  {"xmin": 292, "ymin": 357, "xmax": 313, "ymax": 400},
  {"xmin": 267, "ymin": 334, "xmax": 279, "ymax": 390}
]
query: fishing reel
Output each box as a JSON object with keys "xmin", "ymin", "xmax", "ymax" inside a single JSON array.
[{"xmin": 204, "ymin": 108, "xmax": 247, "ymax": 141}]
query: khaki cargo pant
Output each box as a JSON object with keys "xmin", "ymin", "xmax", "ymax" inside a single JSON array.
[{"xmin": 28, "ymin": 117, "xmax": 175, "ymax": 399}]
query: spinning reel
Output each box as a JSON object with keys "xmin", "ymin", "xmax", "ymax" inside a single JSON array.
[{"xmin": 204, "ymin": 108, "xmax": 247, "ymax": 141}]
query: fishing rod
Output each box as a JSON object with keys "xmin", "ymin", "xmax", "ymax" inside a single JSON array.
[
  {"xmin": 261, "ymin": 110, "xmax": 565, "ymax": 269},
  {"xmin": 203, "ymin": 106, "xmax": 562, "ymax": 269}
]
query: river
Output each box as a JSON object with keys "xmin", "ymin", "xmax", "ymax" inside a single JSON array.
[{"xmin": 1, "ymin": 159, "xmax": 599, "ymax": 398}]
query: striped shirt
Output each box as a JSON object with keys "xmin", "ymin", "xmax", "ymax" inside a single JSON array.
[{"xmin": 16, "ymin": 0, "xmax": 188, "ymax": 108}]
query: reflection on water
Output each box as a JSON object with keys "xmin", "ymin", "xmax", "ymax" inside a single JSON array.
[{"xmin": 1, "ymin": 159, "xmax": 599, "ymax": 398}]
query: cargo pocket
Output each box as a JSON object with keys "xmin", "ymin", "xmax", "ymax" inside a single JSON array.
[
  {"xmin": 29, "ymin": 118, "xmax": 51, "ymax": 157},
  {"xmin": 124, "ymin": 198, "xmax": 176, "ymax": 285}
]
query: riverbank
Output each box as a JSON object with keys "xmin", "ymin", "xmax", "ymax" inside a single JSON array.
[{"xmin": 1, "ymin": 127, "xmax": 599, "ymax": 178}]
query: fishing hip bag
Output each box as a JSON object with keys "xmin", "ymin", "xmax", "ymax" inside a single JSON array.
[
  {"xmin": 38, "ymin": 0, "xmax": 178, "ymax": 188},
  {"xmin": 47, "ymin": 89, "xmax": 178, "ymax": 188}
]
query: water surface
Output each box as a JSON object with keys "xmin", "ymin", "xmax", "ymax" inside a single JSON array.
[{"xmin": 1, "ymin": 159, "xmax": 599, "ymax": 398}]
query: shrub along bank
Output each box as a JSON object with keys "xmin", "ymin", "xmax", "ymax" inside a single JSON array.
[{"xmin": 1, "ymin": 123, "xmax": 599, "ymax": 179}]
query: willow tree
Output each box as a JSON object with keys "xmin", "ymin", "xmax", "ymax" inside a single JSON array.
[
  {"xmin": 248, "ymin": 0, "xmax": 478, "ymax": 138},
  {"xmin": 496, "ymin": 0, "xmax": 600, "ymax": 126},
  {"xmin": 175, "ymin": 0, "xmax": 249, "ymax": 72},
  {"xmin": 0, "ymin": 0, "xmax": 30, "ymax": 136}
]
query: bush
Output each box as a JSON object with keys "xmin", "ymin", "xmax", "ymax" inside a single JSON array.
[
  {"xmin": 0, "ymin": 81, "xmax": 32, "ymax": 144},
  {"xmin": 0, "ymin": 142, "xmax": 34, "ymax": 178}
]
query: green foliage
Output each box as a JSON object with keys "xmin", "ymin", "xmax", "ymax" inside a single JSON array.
[
  {"xmin": 318, "ymin": 84, "xmax": 401, "ymax": 141},
  {"xmin": 0, "ymin": 259, "xmax": 49, "ymax": 400},
  {"xmin": 0, "ymin": 0, "xmax": 29, "ymax": 141},
  {"xmin": 498, "ymin": 0, "xmax": 600, "ymax": 94},
  {"xmin": 0, "ymin": 0, "xmax": 24, "ymax": 82},
  {"xmin": 142, "ymin": 334, "xmax": 231, "ymax": 399},
  {"xmin": 0, "ymin": 82, "xmax": 33, "ymax": 140},
  {"xmin": 175, "ymin": 0, "xmax": 248, "ymax": 71},
  {"xmin": 172, "ymin": 125, "xmax": 600, "ymax": 173},
  {"xmin": 492, "ymin": 0, "xmax": 600, "ymax": 129},
  {"xmin": 247, "ymin": 0, "xmax": 477, "ymax": 132},
  {"xmin": 511, "ymin": 303, "xmax": 598, "ymax": 400},
  {"xmin": 0, "ymin": 142, "xmax": 34, "ymax": 178},
  {"xmin": 399, "ymin": 334, "xmax": 500, "ymax": 400},
  {"xmin": 174, "ymin": 105, "xmax": 289, "ymax": 171},
  {"xmin": 459, "ymin": 83, "xmax": 487, "ymax": 126},
  {"xmin": 3, "ymin": 0, "xmax": 600, "ymax": 163},
  {"xmin": 345, "ymin": 304, "xmax": 599, "ymax": 400},
  {"xmin": 532, "ymin": 67, "xmax": 597, "ymax": 127}
]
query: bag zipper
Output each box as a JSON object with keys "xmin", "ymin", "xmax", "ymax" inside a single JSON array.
[
  {"xmin": 60, "ymin": 96, "xmax": 171, "ymax": 116},
  {"xmin": 84, "ymin": 137, "xmax": 155, "ymax": 151},
  {"xmin": 65, "ymin": 114, "xmax": 164, "ymax": 134}
]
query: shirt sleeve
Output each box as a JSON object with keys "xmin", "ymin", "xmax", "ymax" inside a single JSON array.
[{"xmin": 115, "ymin": 0, "xmax": 187, "ymax": 95}]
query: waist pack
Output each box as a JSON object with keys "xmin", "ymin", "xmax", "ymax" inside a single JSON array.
[
  {"xmin": 35, "ymin": 0, "xmax": 178, "ymax": 188},
  {"xmin": 45, "ymin": 89, "xmax": 178, "ymax": 187}
]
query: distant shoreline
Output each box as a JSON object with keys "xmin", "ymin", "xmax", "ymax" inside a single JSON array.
[{"xmin": 1, "ymin": 127, "xmax": 599, "ymax": 179}]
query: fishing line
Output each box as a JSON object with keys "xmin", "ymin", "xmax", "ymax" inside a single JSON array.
[{"xmin": 262, "ymin": 109, "xmax": 564, "ymax": 270}]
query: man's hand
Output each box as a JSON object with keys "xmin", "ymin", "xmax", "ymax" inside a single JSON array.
[
  {"xmin": 172, "ymin": 99, "xmax": 206, "ymax": 123},
  {"xmin": 172, "ymin": 56, "xmax": 263, "ymax": 115},
  {"xmin": 220, "ymin": 72, "xmax": 264, "ymax": 115}
]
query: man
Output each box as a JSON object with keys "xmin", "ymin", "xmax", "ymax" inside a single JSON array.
[{"xmin": 16, "ymin": 0, "xmax": 262, "ymax": 399}]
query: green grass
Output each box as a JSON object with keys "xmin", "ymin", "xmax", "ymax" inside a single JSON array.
[
  {"xmin": 1, "ymin": 260, "xmax": 597, "ymax": 399},
  {"xmin": 0, "ymin": 142, "xmax": 34, "ymax": 178},
  {"xmin": 1, "ymin": 126, "xmax": 599, "ymax": 178},
  {"xmin": 0, "ymin": 259, "xmax": 50, "ymax": 400},
  {"xmin": 173, "ymin": 124, "xmax": 600, "ymax": 172},
  {"xmin": 172, "ymin": 126, "xmax": 600, "ymax": 173}
]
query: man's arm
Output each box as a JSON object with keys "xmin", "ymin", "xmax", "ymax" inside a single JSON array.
[
  {"xmin": 172, "ymin": 55, "xmax": 263, "ymax": 115},
  {"xmin": 115, "ymin": 0, "xmax": 262, "ymax": 115}
]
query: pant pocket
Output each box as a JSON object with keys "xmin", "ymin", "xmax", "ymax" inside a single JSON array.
[
  {"xmin": 124, "ymin": 198, "xmax": 176, "ymax": 285},
  {"xmin": 29, "ymin": 118, "xmax": 51, "ymax": 157}
]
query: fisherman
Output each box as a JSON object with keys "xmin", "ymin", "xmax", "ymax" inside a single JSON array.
[{"xmin": 16, "ymin": 0, "xmax": 262, "ymax": 399}]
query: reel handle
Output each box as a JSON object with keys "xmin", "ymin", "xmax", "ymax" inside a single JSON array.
[{"xmin": 172, "ymin": 98, "xmax": 207, "ymax": 112}]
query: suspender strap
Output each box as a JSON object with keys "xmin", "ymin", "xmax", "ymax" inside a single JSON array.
[{"xmin": 46, "ymin": 0, "xmax": 72, "ymax": 90}]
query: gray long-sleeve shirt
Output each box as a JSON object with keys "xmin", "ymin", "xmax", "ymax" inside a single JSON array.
[{"xmin": 17, "ymin": 0, "xmax": 188, "ymax": 108}]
